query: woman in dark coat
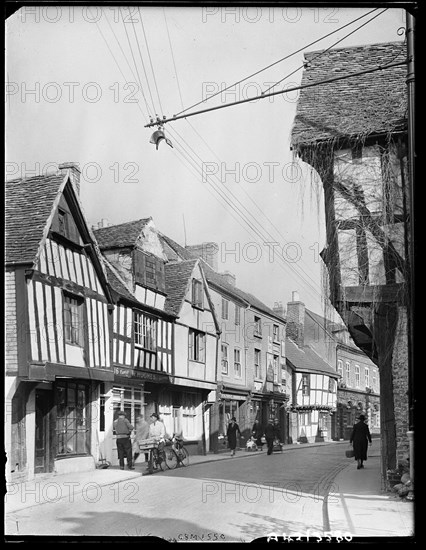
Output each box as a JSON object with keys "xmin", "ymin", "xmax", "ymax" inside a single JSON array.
[
  {"xmin": 350, "ymin": 415, "xmax": 372, "ymax": 469},
  {"xmin": 226, "ymin": 417, "xmax": 242, "ymax": 457}
]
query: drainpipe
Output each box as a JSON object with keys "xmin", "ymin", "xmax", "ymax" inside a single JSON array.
[{"xmin": 406, "ymin": 10, "xmax": 415, "ymax": 483}]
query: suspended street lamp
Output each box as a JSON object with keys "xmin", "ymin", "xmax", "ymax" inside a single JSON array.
[{"xmin": 149, "ymin": 116, "xmax": 173, "ymax": 150}]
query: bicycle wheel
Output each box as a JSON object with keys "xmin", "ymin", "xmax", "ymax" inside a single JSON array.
[
  {"xmin": 158, "ymin": 450, "xmax": 169, "ymax": 471},
  {"xmin": 164, "ymin": 448, "xmax": 178, "ymax": 470},
  {"xmin": 179, "ymin": 447, "xmax": 189, "ymax": 467}
]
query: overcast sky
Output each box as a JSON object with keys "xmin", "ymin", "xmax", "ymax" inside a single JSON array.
[{"xmin": 6, "ymin": 5, "xmax": 406, "ymax": 318}]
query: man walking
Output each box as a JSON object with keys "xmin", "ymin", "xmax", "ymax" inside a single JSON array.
[
  {"xmin": 114, "ymin": 411, "xmax": 134, "ymax": 470},
  {"xmin": 265, "ymin": 418, "xmax": 281, "ymax": 455}
]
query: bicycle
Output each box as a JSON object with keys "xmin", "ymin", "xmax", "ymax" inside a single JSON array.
[{"xmin": 162, "ymin": 435, "xmax": 189, "ymax": 470}]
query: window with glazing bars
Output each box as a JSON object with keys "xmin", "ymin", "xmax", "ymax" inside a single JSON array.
[{"xmin": 134, "ymin": 312, "xmax": 157, "ymax": 351}]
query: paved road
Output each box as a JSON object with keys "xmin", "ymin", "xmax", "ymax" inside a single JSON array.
[{"xmin": 6, "ymin": 445, "xmax": 351, "ymax": 541}]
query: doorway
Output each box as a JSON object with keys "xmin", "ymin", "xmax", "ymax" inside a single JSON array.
[{"xmin": 35, "ymin": 390, "xmax": 53, "ymax": 474}]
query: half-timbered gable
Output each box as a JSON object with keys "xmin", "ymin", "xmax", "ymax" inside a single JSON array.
[{"xmin": 5, "ymin": 164, "xmax": 114, "ymax": 479}]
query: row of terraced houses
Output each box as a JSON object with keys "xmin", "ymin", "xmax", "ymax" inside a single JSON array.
[{"xmin": 5, "ymin": 163, "xmax": 380, "ymax": 480}]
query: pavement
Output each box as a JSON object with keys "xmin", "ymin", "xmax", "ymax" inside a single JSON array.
[{"xmin": 4, "ymin": 439, "xmax": 415, "ymax": 539}]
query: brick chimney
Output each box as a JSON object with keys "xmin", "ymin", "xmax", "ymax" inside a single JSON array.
[
  {"xmin": 286, "ymin": 291, "xmax": 305, "ymax": 347},
  {"xmin": 221, "ymin": 270, "xmax": 236, "ymax": 286},
  {"xmin": 59, "ymin": 162, "xmax": 81, "ymax": 196},
  {"xmin": 185, "ymin": 242, "xmax": 219, "ymax": 271}
]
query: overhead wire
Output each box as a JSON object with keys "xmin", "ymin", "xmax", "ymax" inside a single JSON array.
[
  {"xmin": 138, "ymin": 6, "xmax": 164, "ymax": 115},
  {"xmin": 91, "ymin": 8, "xmax": 149, "ymax": 123},
  {"xmin": 175, "ymin": 6, "xmax": 381, "ymax": 117},
  {"xmin": 167, "ymin": 125, "xmax": 324, "ymax": 303},
  {"xmin": 262, "ymin": 7, "xmax": 388, "ymax": 94},
  {"xmin": 120, "ymin": 6, "xmax": 155, "ymax": 117},
  {"xmin": 163, "ymin": 7, "xmax": 185, "ymax": 112}
]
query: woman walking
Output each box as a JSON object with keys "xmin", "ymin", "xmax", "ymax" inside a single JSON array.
[
  {"xmin": 226, "ymin": 417, "xmax": 242, "ymax": 457},
  {"xmin": 350, "ymin": 414, "xmax": 372, "ymax": 469}
]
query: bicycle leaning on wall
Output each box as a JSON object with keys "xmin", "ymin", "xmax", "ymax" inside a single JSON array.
[{"xmin": 162, "ymin": 434, "xmax": 190, "ymax": 470}]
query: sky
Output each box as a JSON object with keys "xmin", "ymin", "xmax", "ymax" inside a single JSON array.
[{"xmin": 5, "ymin": 4, "xmax": 406, "ymax": 318}]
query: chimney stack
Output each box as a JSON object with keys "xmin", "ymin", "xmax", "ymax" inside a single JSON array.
[
  {"xmin": 185, "ymin": 242, "xmax": 219, "ymax": 271},
  {"xmin": 273, "ymin": 301, "xmax": 285, "ymax": 317},
  {"xmin": 221, "ymin": 270, "xmax": 236, "ymax": 287},
  {"xmin": 59, "ymin": 162, "xmax": 81, "ymax": 196},
  {"xmin": 286, "ymin": 291, "xmax": 305, "ymax": 347}
]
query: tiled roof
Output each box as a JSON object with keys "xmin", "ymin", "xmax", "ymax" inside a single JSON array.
[
  {"xmin": 291, "ymin": 41, "xmax": 407, "ymax": 147},
  {"xmin": 93, "ymin": 218, "xmax": 151, "ymax": 249},
  {"xmin": 159, "ymin": 233, "xmax": 285, "ymax": 321},
  {"xmin": 286, "ymin": 338, "xmax": 338, "ymax": 377},
  {"xmin": 5, "ymin": 174, "xmax": 65, "ymax": 264},
  {"xmin": 164, "ymin": 259, "xmax": 198, "ymax": 316},
  {"xmin": 102, "ymin": 259, "xmax": 135, "ymax": 302}
]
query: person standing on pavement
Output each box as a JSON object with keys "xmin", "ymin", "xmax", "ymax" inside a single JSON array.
[
  {"xmin": 252, "ymin": 419, "xmax": 264, "ymax": 449},
  {"xmin": 113, "ymin": 411, "xmax": 134, "ymax": 470},
  {"xmin": 350, "ymin": 414, "xmax": 372, "ymax": 469},
  {"xmin": 226, "ymin": 417, "xmax": 242, "ymax": 457},
  {"xmin": 133, "ymin": 414, "xmax": 150, "ymax": 465},
  {"xmin": 265, "ymin": 418, "xmax": 280, "ymax": 455}
]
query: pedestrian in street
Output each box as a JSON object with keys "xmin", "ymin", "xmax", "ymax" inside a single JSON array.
[
  {"xmin": 133, "ymin": 414, "xmax": 150, "ymax": 466},
  {"xmin": 350, "ymin": 414, "xmax": 372, "ymax": 469},
  {"xmin": 226, "ymin": 417, "xmax": 242, "ymax": 457},
  {"xmin": 148, "ymin": 412, "xmax": 167, "ymax": 470},
  {"xmin": 252, "ymin": 419, "xmax": 263, "ymax": 449},
  {"xmin": 265, "ymin": 418, "xmax": 280, "ymax": 455},
  {"xmin": 113, "ymin": 411, "xmax": 134, "ymax": 470}
]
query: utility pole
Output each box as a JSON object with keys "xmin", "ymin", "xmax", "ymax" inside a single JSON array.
[{"xmin": 405, "ymin": 9, "xmax": 415, "ymax": 483}]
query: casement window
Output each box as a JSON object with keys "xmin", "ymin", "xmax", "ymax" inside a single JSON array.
[
  {"xmin": 302, "ymin": 374, "xmax": 310, "ymax": 396},
  {"xmin": 273, "ymin": 324, "xmax": 279, "ymax": 343},
  {"xmin": 56, "ymin": 381, "xmax": 90, "ymax": 456},
  {"xmin": 273, "ymin": 355, "xmax": 279, "ymax": 383},
  {"xmin": 235, "ymin": 305, "xmax": 240, "ymax": 326},
  {"xmin": 372, "ymin": 371, "xmax": 377, "ymax": 392},
  {"xmin": 355, "ymin": 365, "xmax": 360, "ymax": 388},
  {"xmin": 63, "ymin": 294, "xmax": 84, "ymax": 346},
  {"xmin": 299, "ymin": 411, "xmax": 312, "ymax": 426},
  {"xmin": 254, "ymin": 316, "xmax": 262, "ymax": 337},
  {"xmin": 133, "ymin": 250, "xmax": 165, "ymax": 293},
  {"xmin": 56, "ymin": 207, "xmax": 79, "ymax": 243},
  {"xmin": 221, "ymin": 343, "xmax": 229, "ymax": 375},
  {"xmin": 234, "ymin": 348, "xmax": 242, "ymax": 378},
  {"xmin": 365, "ymin": 367, "xmax": 370, "ymax": 389},
  {"xmin": 134, "ymin": 312, "xmax": 157, "ymax": 351},
  {"xmin": 254, "ymin": 348, "xmax": 261, "ymax": 379},
  {"xmin": 222, "ymin": 298, "xmax": 229, "ymax": 320},
  {"xmin": 192, "ymin": 279, "xmax": 204, "ymax": 309},
  {"xmin": 346, "ymin": 361, "xmax": 351, "ymax": 385},
  {"xmin": 189, "ymin": 329, "xmax": 206, "ymax": 362},
  {"xmin": 337, "ymin": 360, "xmax": 343, "ymax": 379}
]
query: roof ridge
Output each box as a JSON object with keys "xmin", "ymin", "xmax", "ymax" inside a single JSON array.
[{"xmin": 304, "ymin": 39, "xmax": 405, "ymax": 57}]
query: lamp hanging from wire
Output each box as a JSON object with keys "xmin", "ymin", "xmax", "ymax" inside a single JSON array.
[{"xmin": 149, "ymin": 116, "xmax": 173, "ymax": 149}]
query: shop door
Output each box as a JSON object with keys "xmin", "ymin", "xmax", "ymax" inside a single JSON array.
[{"xmin": 35, "ymin": 390, "xmax": 53, "ymax": 474}]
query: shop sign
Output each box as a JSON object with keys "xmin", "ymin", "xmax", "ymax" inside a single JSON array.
[{"xmin": 114, "ymin": 366, "xmax": 169, "ymax": 383}]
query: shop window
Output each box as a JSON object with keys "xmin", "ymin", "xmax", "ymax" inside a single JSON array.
[
  {"xmin": 221, "ymin": 343, "xmax": 229, "ymax": 375},
  {"xmin": 182, "ymin": 393, "xmax": 197, "ymax": 439},
  {"xmin": 112, "ymin": 386, "xmax": 144, "ymax": 426},
  {"xmin": 63, "ymin": 294, "xmax": 84, "ymax": 346},
  {"xmin": 134, "ymin": 312, "xmax": 157, "ymax": 351},
  {"xmin": 56, "ymin": 381, "xmax": 90, "ymax": 456},
  {"xmin": 189, "ymin": 329, "xmax": 205, "ymax": 363}
]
